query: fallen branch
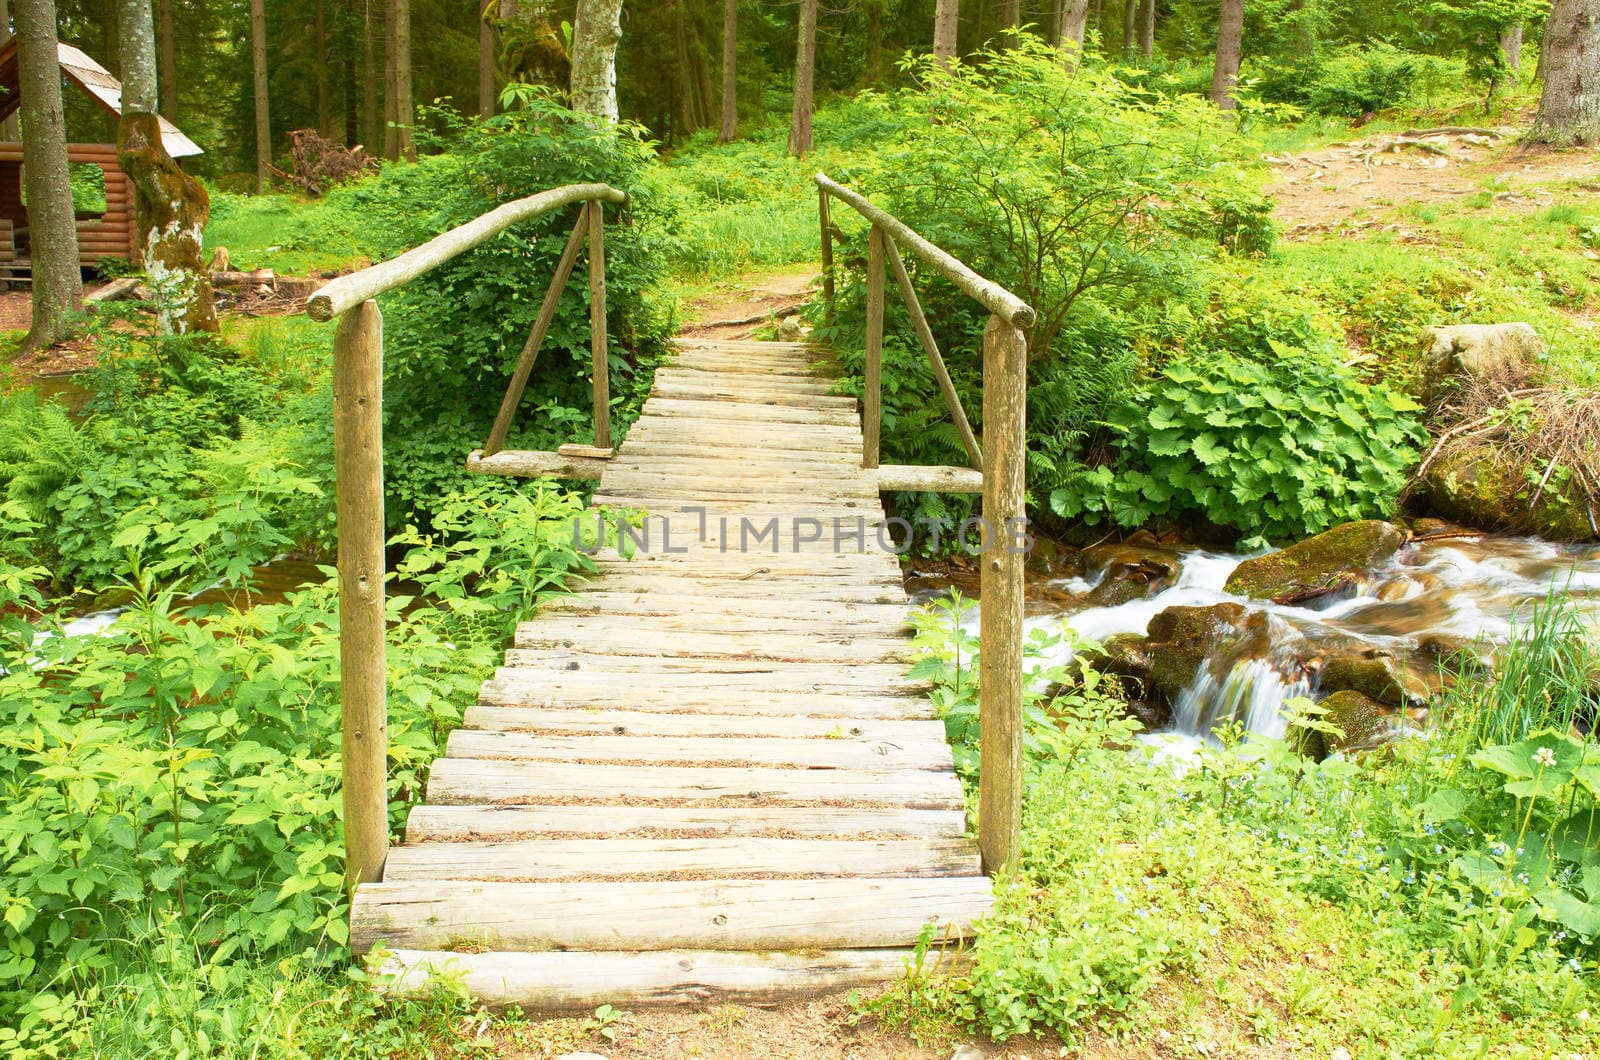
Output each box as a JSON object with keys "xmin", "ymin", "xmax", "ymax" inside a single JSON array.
[{"xmin": 688, "ymin": 303, "xmax": 807, "ymax": 329}]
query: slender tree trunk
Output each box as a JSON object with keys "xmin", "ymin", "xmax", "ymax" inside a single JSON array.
[
  {"xmin": 383, "ymin": 0, "xmax": 397, "ymax": 158},
  {"xmin": 786, "ymin": 0, "xmax": 817, "ymax": 156},
  {"xmin": 1121, "ymin": 0, "xmax": 1135, "ymax": 57},
  {"xmin": 392, "ymin": 0, "xmax": 414, "ymax": 159},
  {"xmin": 1137, "ymin": 0, "xmax": 1153, "ymax": 57},
  {"xmin": 570, "ymin": 0, "xmax": 624, "ymax": 121},
  {"xmin": 155, "ymin": 0, "xmax": 175, "ymax": 122},
  {"xmin": 479, "ymin": 5, "xmax": 494, "ymax": 117},
  {"xmin": 116, "ymin": 0, "xmax": 217, "ymax": 334},
  {"xmin": 1499, "ymin": 21, "xmax": 1523, "ymax": 89},
  {"xmin": 250, "ymin": 0, "xmax": 270, "ymax": 188},
  {"xmin": 362, "ymin": 0, "xmax": 379, "ymax": 150},
  {"xmin": 1532, "ymin": 0, "xmax": 1600, "ymax": 143},
  {"xmin": 999, "ymin": 0, "xmax": 1019, "ymax": 45},
  {"xmin": 341, "ymin": 0, "xmax": 358, "ymax": 144},
  {"xmin": 718, "ymin": 0, "xmax": 736, "ymax": 141},
  {"xmin": 101, "ymin": 0, "xmax": 120, "ymax": 75},
  {"xmin": 933, "ymin": 0, "xmax": 959, "ymax": 68},
  {"xmin": 1060, "ymin": 0, "xmax": 1088, "ymax": 66},
  {"xmin": 14, "ymin": 0, "xmax": 82, "ymax": 354},
  {"xmin": 673, "ymin": 3, "xmax": 697, "ymax": 137},
  {"xmin": 693, "ymin": 18, "xmax": 715, "ymax": 127},
  {"xmin": 1210, "ymin": 0, "xmax": 1243, "ymax": 109},
  {"xmin": 864, "ymin": 0, "xmax": 884, "ymax": 84},
  {"xmin": 1046, "ymin": 0, "xmax": 1061, "ymax": 44},
  {"xmin": 0, "ymin": 0, "xmax": 17, "ymax": 140},
  {"xmin": 315, "ymin": 0, "xmax": 331, "ymax": 134}
]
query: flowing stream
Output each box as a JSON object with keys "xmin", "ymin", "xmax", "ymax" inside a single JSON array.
[{"xmin": 920, "ymin": 535, "xmax": 1600, "ymax": 753}]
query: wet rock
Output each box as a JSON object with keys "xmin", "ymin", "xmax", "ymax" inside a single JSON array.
[
  {"xmin": 1025, "ymin": 533, "xmax": 1074, "ymax": 578},
  {"xmin": 1415, "ymin": 634, "xmax": 1491, "ymax": 678},
  {"xmin": 1145, "ymin": 603, "xmax": 1250, "ymax": 704},
  {"xmin": 1295, "ymin": 690, "xmax": 1417, "ymax": 760},
  {"xmin": 1223, "ymin": 520, "xmax": 1406, "ymax": 602},
  {"xmin": 1316, "ymin": 651, "xmax": 1429, "ymax": 708},
  {"xmin": 1418, "ymin": 322, "xmax": 1542, "ymax": 410},
  {"xmin": 1081, "ymin": 634, "xmax": 1168, "ymax": 729},
  {"xmin": 1422, "ymin": 443, "xmax": 1598, "ymax": 542},
  {"xmin": 1082, "ymin": 541, "xmax": 1180, "ymax": 608}
]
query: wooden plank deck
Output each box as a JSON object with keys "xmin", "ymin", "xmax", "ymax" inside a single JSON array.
[{"xmin": 350, "ymin": 338, "xmax": 991, "ymax": 1008}]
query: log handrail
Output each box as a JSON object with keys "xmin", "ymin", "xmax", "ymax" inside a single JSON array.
[
  {"xmin": 307, "ymin": 182, "xmax": 627, "ymax": 321},
  {"xmin": 814, "ymin": 173, "xmax": 1035, "ymax": 329},
  {"xmin": 814, "ymin": 172, "xmax": 1029, "ymax": 875},
  {"xmin": 305, "ymin": 181, "xmax": 625, "ymax": 892}
]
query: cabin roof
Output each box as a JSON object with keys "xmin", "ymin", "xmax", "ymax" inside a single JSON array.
[{"xmin": 0, "ymin": 40, "xmax": 203, "ymax": 158}]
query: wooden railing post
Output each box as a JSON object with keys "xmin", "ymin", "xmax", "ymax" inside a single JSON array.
[
  {"xmin": 482, "ymin": 205, "xmax": 592, "ymax": 457},
  {"xmin": 818, "ymin": 186, "xmax": 835, "ymax": 322},
  {"xmin": 588, "ymin": 199, "xmax": 611, "ymax": 450},
  {"xmin": 978, "ymin": 313, "xmax": 1026, "ymax": 875},
  {"xmin": 863, "ymin": 224, "xmax": 886, "ymax": 470},
  {"xmin": 332, "ymin": 299, "xmax": 389, "ymax": 890}
]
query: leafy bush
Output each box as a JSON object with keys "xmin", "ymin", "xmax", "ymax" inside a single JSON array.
[
  {"xmin": 0, "ymin": 482, "xmax": 589, "ymax": 1023},
  {"xmin": 0, "ymin": 322, "xmax": 334, "ymax": 593},
  {"xmin": 380, "ymin": 96, "xmax": 677, "ymax": 520},
  {"xmin": 1252, "ymin": 43, "xmax": 1464, "ymax": 116},
  {"xmin": 1051, "ymin": 352, "xmax": 1427, "ymax": 545}
]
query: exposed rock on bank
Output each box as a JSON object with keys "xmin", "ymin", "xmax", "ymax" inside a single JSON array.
[{"xmin": 1224, "ymin": 521, "xmax": 1406, "ymax": 603}]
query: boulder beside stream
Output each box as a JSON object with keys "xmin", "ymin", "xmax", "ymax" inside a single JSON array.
[
  {"xmin": 1294, "ymin": 689, "xmax": 1416, "ymax": 760},
  {"xmin": 1422, "ymin": 443, "xmax": 1598, "ymax": 542},
  {"xmin": 1419, "ymin": 323, "xmax": 1543, "ymax": 410},
  {"xmin": 1224, "ymin": 520, "xmax": 1406, "ymax": 603}
]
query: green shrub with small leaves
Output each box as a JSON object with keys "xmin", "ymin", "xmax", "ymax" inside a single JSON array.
[
  {"xmin": 1051, "ymin": 352, "xmax": 1427, "ymax": 546},
  {"xmin": 0, "ymin": 482, "xmax": 591, "ymax": 1027}
]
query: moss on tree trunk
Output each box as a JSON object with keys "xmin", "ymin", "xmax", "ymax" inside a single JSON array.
[{"xmin": 117, "ymin": 112, "xmax": 219, "ymax": 335}]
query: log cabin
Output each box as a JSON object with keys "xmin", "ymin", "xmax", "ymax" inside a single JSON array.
[{"xmin": 0, "ymin": 40, "xmax": 202, "ymax": 276}]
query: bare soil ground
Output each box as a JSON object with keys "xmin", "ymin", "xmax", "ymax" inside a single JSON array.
[
  {"xmin": 1267, "ymin": 126, "xmax": 1600, "ymax": 238},
  {"xmin": 678, "ymin": 266, "xmax": 819, "ymax": 339}
]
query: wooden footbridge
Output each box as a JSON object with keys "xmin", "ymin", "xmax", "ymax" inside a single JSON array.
[{"xmin": 306, "ymin": 177, "xmax": 1034, "ymax": 1008}]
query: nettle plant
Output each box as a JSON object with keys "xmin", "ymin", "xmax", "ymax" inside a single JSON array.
[
  {"xmin": 909, "ymin": 591, "xmax": 1134, "ymax": 778},
  {"xmin": 1420, "ymin": 728, "xmax": 1600, "ymax": 942},
  {"xmin": 1053, "ymin": 351, "xmax": 1427, "ymax": 547}
]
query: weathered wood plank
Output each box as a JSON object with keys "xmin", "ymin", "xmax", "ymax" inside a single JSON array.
[
  {"xmin": 508, "ymin": 629, "xmax": 914, "ymax": 664},
  {"xmin": 445, "ymin": 730, "xmax": 954, "ymax": 771},
  {"xmin": 538, "ymin": 592, "xmax": 911, "ymax": 623},
  {"xmin": 641, "ymin": 398, "xmax": 859, "ymax": 426},
  {"xmin": 498, "ymin": 650, "xmax": 917, "ymax": 679},
  {"xmin": 467, "ymin": 449, "xmax": 607, "ymax": 480},
  {"xmin": 383, "ymin": 836, "xmax": 979, "ymax": 882},
  {"xmin": 379, "ymin": 946, "xmax": 961, "ymax": 1009},
  {"xmin": 479, "ymin": 678, "xmax": 933, "ymax": 718},
  {"xmin": 425, "ymin": 759, "xmax": 965, "ymax": 808},
  {"xmin": 351, "ymin": 876, "xmax": 993, "ymax": 952},
  {"xmin": 378, "ymin": 946, "xmax": 962, "ymax": 1009},
  {"xmin": 461, "ymin": 706, "xmax": 944, "ymax": 742},
  {"xmin": 404, "ymin": 803, "xmax": 969, "ymax": 843}
]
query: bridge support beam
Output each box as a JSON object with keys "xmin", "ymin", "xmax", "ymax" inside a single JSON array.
[
  {"xmin": 978, "ymin": 314, "xmax": 1026, "ymax": 876},
  {"xmin": 333, "ymin": 298, "xmax": 390, "ymax": 890}
]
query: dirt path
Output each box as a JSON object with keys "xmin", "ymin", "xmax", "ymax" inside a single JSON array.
[
  {"xmin": 1267, "ymin": 126, "xmax": 1600, "ymax": 238},
  {"xmin": 678, "ymin": 265, "xmax": 819, "ymax": 340}
]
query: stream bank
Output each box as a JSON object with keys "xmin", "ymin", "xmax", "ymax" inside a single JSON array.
[{"xmin": 910, "ymin": 520, "xmax": 1600, "ymax": 755}]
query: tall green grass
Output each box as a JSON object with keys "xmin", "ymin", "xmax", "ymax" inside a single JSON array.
[{"xmin": 1447, "ymin": 591, "xmax": 1599, "ymax": 751}]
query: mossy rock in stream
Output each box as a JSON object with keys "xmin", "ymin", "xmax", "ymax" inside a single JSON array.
[
  {"xmin": 1224, "ymin": 520, "xmax": 1405, "ymax": 602},
  {"xmin": 1317, "ymin": 651, "xmax": 1429, "ymax": 708},
  {"xmin": 1294, "ymin": 690, "xmax": 1401, "ymax": 760},
  {"xmin": 1145, "ymin": 603, "xmax": 1250, "ymax": 704},
  {"xmin": 1422, "ymin": 443, "xmax": 1598, "ymax": 542}
]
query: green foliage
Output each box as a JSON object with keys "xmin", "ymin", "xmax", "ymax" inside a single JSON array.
[
  {"xmin": 909, "ymin": 590, "xmax": 1134, "ymax": 777},
  {"xmin": 0, "ymin": 482, "xmax": 590, "ymax": 1036},
  {"xmin": 1052, "ymin": 353, "xmax": 1427, "ymax": 545},
  {"xmin": 1254, "ymin": 42, "xmax": 1464, "ymax": 117},
  {"xmin": 380, "ymin": 96, "xmax": 676, "ymax": 520},
  {"xmin": 869, "ymin": 616, "xmax": 1600, "ymax": 1051},
  {"xmin": 0, "ymin": 320, "xmax": 334, "ymax": 594}
]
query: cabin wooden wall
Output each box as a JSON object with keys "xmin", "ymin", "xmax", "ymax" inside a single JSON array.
[{"xmin": 0, "ymin": 142, "xmax": 138, "ymax": 265}]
